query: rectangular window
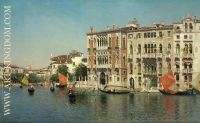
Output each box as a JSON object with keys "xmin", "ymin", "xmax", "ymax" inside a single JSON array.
[
  {"xmin": 154, "ymin": 32, "xmax": 156, "ymax": 37},
  {"xmin": 176, "ymin": 35, "xmax": 180, "ymax": 39},
  {"xmin": 184, "ymin": 35, "xmax": 188, "ymax": 39},
  {"xmin": 167, "ymin": 31, "xmax": 171, "ymax": 37},
  {"xmin": 138, "ymin": 33, "xmax": 141, "ymax": 38},
  {"xmin": 148, "ymin": 32, "xmax": 150, "ymax": 38},
  {"xmin": 159, "ymin": 31, "xmax": 163, "ymax": 37},
  {"xmin": 144, "ymin": 33, "xmax": 147, "ymax": 38}
]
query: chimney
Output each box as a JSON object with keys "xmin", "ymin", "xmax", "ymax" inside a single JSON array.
[
  {"xmin": 112, "ymin": 24, "xmax": 116, "ymax": 30},
  {"xmin": 90, "ymin": 26, "xmax": 94, "ymax": 33}
]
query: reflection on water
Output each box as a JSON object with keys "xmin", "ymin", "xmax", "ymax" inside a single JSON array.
[{"xmin": 0, "ymin": 86, "xmax": 200, "ymax": 123}]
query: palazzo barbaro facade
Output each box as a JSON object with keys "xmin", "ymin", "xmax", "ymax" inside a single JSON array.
[{"xmin": 87, "ymin": 16, "xmax": 200, "ymax": 92}]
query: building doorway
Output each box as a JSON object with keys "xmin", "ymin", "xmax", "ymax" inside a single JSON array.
[
  {"xmin": 100, "ymin": 72, "xmax": 106, "ymax": 85},
  {"xmin": 129, "ymin": 77, "xmax": 134, "ymax": 89}
]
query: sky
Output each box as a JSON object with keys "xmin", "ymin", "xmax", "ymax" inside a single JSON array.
[{"xmin": 0, "ymin": 0, "xmax": 200, "ymax": 69}]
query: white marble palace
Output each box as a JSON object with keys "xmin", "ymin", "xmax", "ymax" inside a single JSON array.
[{"xmin": 86, "ymin": 16, "xmax": 200, "ymax": 92}]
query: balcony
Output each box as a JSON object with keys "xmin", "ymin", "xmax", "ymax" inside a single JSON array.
[
  {"xmin": 182, "ymin": 53, "xmax": 193, "ymax": 58},
  {"xmin": 182, "ymin": 57, "xmax": 193, "ymax": 63},
  {"xmin": 182, "ymin": 69, "xmax": 192, "ymax": 74}
]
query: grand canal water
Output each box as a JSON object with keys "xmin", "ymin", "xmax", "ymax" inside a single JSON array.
[{"xmin": 1, "ymin": 85, "xmax": 200, "ymax": 123}]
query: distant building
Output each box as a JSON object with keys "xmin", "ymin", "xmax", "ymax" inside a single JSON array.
[{"xmin": 50, "ymin": 50, "xmax": 86, "ymax": 75}]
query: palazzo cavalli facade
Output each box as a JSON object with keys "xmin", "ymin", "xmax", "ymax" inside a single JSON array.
[{"xmin": 87, "ymin": 16, "xmax": 200, "ymax": 91}]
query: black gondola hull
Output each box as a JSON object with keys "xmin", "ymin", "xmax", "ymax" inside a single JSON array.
[
  {"xmin": 159, "ymin": 89, "xmax": 198, "ymax": 96},
  {"xmin": 28, "ymin": 88, "xmax": 35, "ymax": 95}
]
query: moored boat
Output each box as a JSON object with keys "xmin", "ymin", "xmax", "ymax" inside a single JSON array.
[
  {"xmin": 159, "ymin": 89, "xmax": 197, "ymax": 96},
  {"xmin": 50, "ymin": 86, "xmax": 55, "ymax": 92},
  {"xmin": 58, "ymin": 73, "xmax": 68, "ymax": 88},
  {"xmin": 99, "ymin": 88, "xmax": 130, "ymax": 94},
  {"xmin": 67, "ymin": 86, "xmax": 76, "ymax": 103},
  {"xmin": 28, "ymin": 85, "xmax": 35, "ymax": 95},
  {"xmin": 159, "ymin": 71, "xmax": 200, "ymax": 96}
]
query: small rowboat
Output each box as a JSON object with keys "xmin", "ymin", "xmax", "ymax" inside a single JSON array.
[
  {"xmin": 50, "ymin": 86, "xmax": 55, "ymax": 92},
  {"xmin": 28, "ymin": 86, "xmax": 35, "ymax": 95}
]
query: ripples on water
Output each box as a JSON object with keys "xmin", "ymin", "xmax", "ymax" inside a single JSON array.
[{"xmin": 0, "ymin": 85, "xmax": 200, "ymax": 123}]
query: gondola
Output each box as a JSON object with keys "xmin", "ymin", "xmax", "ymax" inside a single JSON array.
[
  {"xmin": 159, "ymin": 71, "xmax": 200, "ymax": 96},
  {"xmin": 20, "ymin": 85, "xmax": 23, "ymax": 88},
  {"xmin": 99, "ymin": 88, "xmax": 130, "ymax": 94},
  {"xmin": 50, "ymin": 86, "xmax": 55, "ymax": 92},
  {"xmin": 159, "ymin": 89, "xmax": 198, "ymax": 96},
  {"xmin": 68, "ymin": 92, "xmax": 76, "ymax": 103},
  {"xmin": 28, "ymin": 86, "xmax": 35, "ymax": 95}
]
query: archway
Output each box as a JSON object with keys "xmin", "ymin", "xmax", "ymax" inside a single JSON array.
[
  {"xmin": 100, "ymin": 72, "xmax": 106, "ymax": 85},
  {"xmin": 129, "ymin": 77, "xmax": 134, "ymax": 89}
]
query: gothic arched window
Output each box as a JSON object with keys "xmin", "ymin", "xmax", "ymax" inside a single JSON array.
[
  {"xmin": 189, "ymin": 43, "xmax": 192, "ymax": 54},
  {"xmin": 129, "ymin": 63, "xmax": 133, "ymax": 74},
  {"xmin": 144, "ymin": 44, "xmax": 147, "ymax": 53},
  {"xmin": 189, "ymin": 23, "xmax": 193, "ymax": 30},
  {"xmin": 154, "ymin": 44, "xmax": 157, "ymax": 53},
  {"xmin": 138, "ymin": 44, "xmax": 141, "ymax": 54},
  {"xmin": 130, "ymin": 45, "xmax": 133, "ymax": 55},
  {"xmin": 159, "ymin": 44, "xmax": 162, "ymax": 53},
  {"xmin": 185, "ymin": 23, "xmax": 188, "ymax": 29},
  {"xmin": 184, "ymin": 44, "xmax": 188, "ymax": 54},
  {"xmin": 176, "ymin": 44, "xmax": 180, "ymax": 54}
]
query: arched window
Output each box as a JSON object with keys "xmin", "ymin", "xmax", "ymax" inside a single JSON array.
[
  {"xmin": 123, "ymin": 56, "xmax": 126, "ymax": 66},
  {"xmin": 97, "ymin": 39, "xmax": 99, "ymax": 47},
  {"xmin": 99, "ymin": 38, "xmax": 102, "ymax": 46},
  {"xmin": 129, "ymin": 63, "xmax": 133, "ymax": 74},
  {"xmin": 109, "ymin": 37, "xmax": 111, "ymax": 46},
  {"xmin": 122, "ymin": 37, "xmax": 126, "ymax": 49},
  {"xmin": 189, "ymin": 63, "xmax": 192, "ymax": 69},
  {"xmin": 185, "ymin": 23, "xmax": 188, "ymax": 29},
  {"xmin": 168, "ymin": 44, "xmax": 171, "ymax": 53},
  {"xmin": 138, "ymin": 63, "xmax": 141, "ymax": 73},
  {"xmin": 130, "ymin": 45, "xmax": 133, "ymax": 55},
  {"xmin": 144, "ymin": 44, "xmax": 147, "ymax": 53},
  {"xmin": 105, "ymin": 57, "xmax": 108, "ymax": 64},
  {"xmin": 176, "ymin": 74, "xmax": 179, "ymax": 81},
  {"xmin": 94, "ymin": 38, "xmax": 96, "ymax": 47},
  {"xmin": 168, "ymin": 44, "xmax": 171, "ymax": 50},
  {"xmin": 189, "ymin": 43, "xmax": 192, "ymax": 54},
  {"xmin": 148, "ymin": 44, "xmax": 150, "ymax": 53},
  {"xmin": 184, "ymin": 63, "xmax": 187, "ymax": 69},
  {"xmin": 116, "ymin": 36, "xmax": 119, "ymax": 46},
  {"xmin": 184, "ymin": 44, "xmax": 188, "ymax": 54},
  {"xmin": 167, "ymin": 62, "xmax": 171, "ymax": 70},
  {"xmin": 138, "ymin": 44, "xmax": 141, "ymax": 54},
  {"xmin": 176, "ymin": 44, "xmax": 180, "ymax": 54},
  {"xmin": 189, "ymin": 23, "xmax": 193, "ymax": 30},
  {"xmin": 151, "ymin": 44, "xmax": 154, "ymax": 53},
  {"xmin": 104, "ymin": 37, "xmax": 107, "ymax": 46},
  {"xmin": 159, "ymin": 44, "xmax": 162, "ymax": 53},
  {"xmin": 159, "ymin": 62, "xmax": 162, "ymax": 73},
  {"xmin": 154, "ymin": 44, "xmax": 157, "ymax": 53},
  {"xmin": 102, "ymin": 37, "xmax": 105, "ymax": 46},
  {"xmin": 176, "ymin": 64, "xmax": 180, "ymax": 69}
]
